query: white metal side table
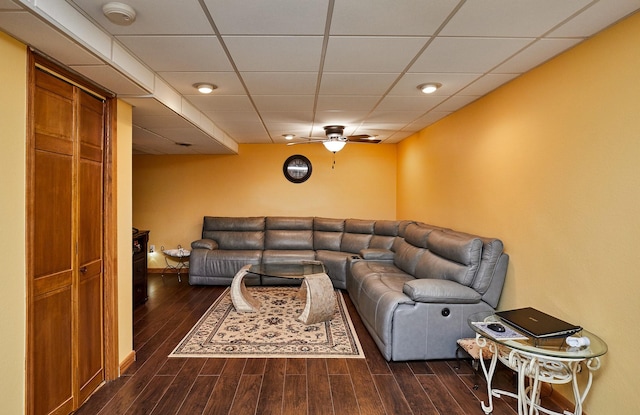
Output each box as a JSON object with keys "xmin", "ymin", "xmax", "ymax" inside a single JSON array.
[
  {"xmin": 468, "ymin": 311, "xmax": 607, "ymax": 415},
  {"xmin": 161, "ymin": 245, "xmax": 190, "ymax": 282}
]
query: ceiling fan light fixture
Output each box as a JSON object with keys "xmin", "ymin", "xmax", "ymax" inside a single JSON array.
[
  {"xmin": 102, "ymin": 2, "xmax": 137, "ymax": 25},
  {"xmin": 323, "ymin": 140, "xmax": 346, "ymax": 153},
  {"xmin": 194, "ymin": 83, "xmax": 216, "ymax": 94},
  {"xmin": 418, "ymin": 83, "xmax": 442, "ymax": 94}
]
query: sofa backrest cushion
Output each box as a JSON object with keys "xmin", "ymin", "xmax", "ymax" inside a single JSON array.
[
  {"xmin": 340, "ymin": 219, "xmax": 375, "ymax": 253},
  {"xmin": 369, "ymin": 220, "xmax": 400, "ymax": 250},
  {"xmin": 414, "ymin": 230, "xmax": 483, "ymax": 286},
  {"xmin": 202, "ymin": 216, "xmax": 265, "ymax": 250},
  {"xmin": 394, "ymin": 240, "xmax": 427, "ymax": 275},
  {"xmin": 313, "ymin": 217, "xmax": 344, "ymax": 251},
  {"xmin": 439, "ymin": 229, "xmax": 505, "ymax": 295},
  {"xmin": 265, "ymin": 216, "xmax": 314, "ymax": 250}
]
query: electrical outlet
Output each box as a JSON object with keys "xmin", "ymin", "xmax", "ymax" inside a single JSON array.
[{"xmin": 149, "ymin": 244, "xmax": 155, "ymax": 253}]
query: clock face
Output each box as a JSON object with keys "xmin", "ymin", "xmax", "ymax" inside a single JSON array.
[{"xmin": 283, "ymin": 155, "xmax": 312, "ymax": 183}]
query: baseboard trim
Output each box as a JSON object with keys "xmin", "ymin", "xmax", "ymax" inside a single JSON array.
[
  {"xmin": 148, "ymin": 267, "xmax": 189, "ymax": 274},
  {"xmin": 119, "ymin": 350, "xmax": 136, "ymax": 375},
  {"xmin": 540, "ymin": 383, "xmax": 586, "ymax": 415}
]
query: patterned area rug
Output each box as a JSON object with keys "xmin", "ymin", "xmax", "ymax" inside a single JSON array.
[{"xmin": 169, "ymin": 286, "xmax": 364, "ymax": 359}]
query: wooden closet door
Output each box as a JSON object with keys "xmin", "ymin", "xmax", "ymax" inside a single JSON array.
[
  {"xmin": 29, "ymin": 68, "xmax": 105, "ymax": 415},
  {"xmin": 31, "ymin": 69, "xmax": 76, "ymax": 415},
  {"xmin": 77, "ymin": 89, "xmax": 105, "ymax": 403}
]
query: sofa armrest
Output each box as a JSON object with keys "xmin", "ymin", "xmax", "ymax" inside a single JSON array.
[
  {"xmin": 360, "ymin": 248, "xmax": 394, "ymax": 261},
  {"xmin": 191, "ymin": 238, "xmax": 219, "ymax": 250},
  {"xmin": 403, "ymin": 279, "xmax": 482, "ymax": 303}
]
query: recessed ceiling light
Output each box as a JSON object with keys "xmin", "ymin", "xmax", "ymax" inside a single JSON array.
[
  {"xmin": 418, "ymin": 83, "xmax": 442, "ymax": 94},
  {"xmin": 194, "ymin": 83, "xmax": 216, "ymax": 94},
  {"xmin": 102, "ymin": 2, "xmax": 137, "ymax": 26},
  {"xmin": 283, "ymin": 134, "xmax": 295, "ymax": 140}
]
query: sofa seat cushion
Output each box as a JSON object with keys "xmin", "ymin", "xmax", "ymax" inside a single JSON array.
[
  {"xmin": 191, "ymin": 249, "xmax": 262, "ymax": 278},
  {"xmin": 315, "ymin": 250, "xmax": 357, "ymax": 289},
  {"xmin": 262, "ymin": 250, "xmax": 316, "ymax": 264},
  {"xmin": 403, "ymin": 279, "xmax": 482, "ymax": 303}
]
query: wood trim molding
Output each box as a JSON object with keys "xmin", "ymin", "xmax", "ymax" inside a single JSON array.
[{"xmin": 118, "ymin": 351, "xmax": 136, "ymax": 376}]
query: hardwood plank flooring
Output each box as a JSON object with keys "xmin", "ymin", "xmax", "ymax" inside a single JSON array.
[{"xmin": 76, "ymin": 274, "xmax": 570, "ymax": 415}]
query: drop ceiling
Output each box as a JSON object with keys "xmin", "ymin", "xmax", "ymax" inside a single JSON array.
[{"xmin": 1, "ymin": 0, "xmax": 638, "ymax": 154}]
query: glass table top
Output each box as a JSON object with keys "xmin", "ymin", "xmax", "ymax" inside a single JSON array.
[
  {"xmin": 247, "ymin": 261, "xmax": 325, "ymax": 278},
  {"xmin": 468, "ymin": 311, "xmax": 608, "ymax": 359}
]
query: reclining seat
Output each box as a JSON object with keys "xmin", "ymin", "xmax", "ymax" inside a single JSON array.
[
  {"xmin": 348, "ymin": 223, "xmax": 508, "ymax": 361},
  {"xmin": 262, "ymin": 216, "xmax": 316, "ymax": 284},
  {"xmin": 189, "ymin": 216, "xmax": 265, "ymax": 285}
]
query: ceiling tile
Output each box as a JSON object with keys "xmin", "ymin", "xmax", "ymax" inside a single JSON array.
[
  {"xmin": 459, "ymin": 73, "xmax": 519, "ymax": 96},
  {"xmin": 435, "ymin": 95, "xmax": 481, "ymax": 112},
  {"xmin": 157, "ymin": 71, "xmax": 245, "ymax": 95},
  {"xmin": 70, "ymin": 0, "xmax": 215, "ymax": 35},
  {"xmin": 366, "ymin": 110, "xmax": 426, "ymax": 124},
  {"xmin": 252, "ymin": 95, "xmax": 315, "ymax": 112},
  {"xmin": 187, "ymin": 94, "xmax": 255, "ymax": 112},
  {"xmin": 440, "ymin": 0, "xmax": 593, "ymax": 37},
  {"xmin": 411, "ymin": 37, "xmax": 534, "ymax": 73},
  {"xmin": 316, "ymin": 96, "xmax": 380, "ymax": 112},
  {"xmin": 323, "ymin": 36, "xmax": 428, "ymax": 73},
  {"xmin": 330, "ymin": 0, "xmax": 460, "ymax": 36},
  {"xmin": 390, "ymin": 73, "xmax": 482, "ymax": 96},
  {"xmin": 116, "ymin": 35, "xmax": 232, "ymax": 71},
  {"xmin": 376, "ymin": 95, "xmax": 447, "ymax": 112},
  {"xmin": 548, "ymin": 0, "xmax": 640, "ymax": 37},
  {"xmin": 204, "ymin": 0, "xmax": 329, "ymax": 35},
  {"xmin": 241, "ymin": 72, "xmax": 319, "ymax": 95},
  {"xmin": 314, "ymin": 111, "xmax": 370, "ymax": 126},
  {"xmin": 494, "ymin": 38, "xmax": 583, "ymax": 73},
  {"xmin": 223, "ymin": 36, "xmax": 323, "ymax": 71},
  {"xmin": 320, "ymin": 73, "xmax": 399, "ymax": 95}
]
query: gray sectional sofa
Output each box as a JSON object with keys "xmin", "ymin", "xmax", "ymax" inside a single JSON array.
[{"xmin": 189, "ymin": 216, "xmax": 508, "ymax": 361}]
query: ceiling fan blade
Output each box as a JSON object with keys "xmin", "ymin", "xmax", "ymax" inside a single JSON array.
[{"xmin": 346, "ymin": 135, "xmax": 381, "ymax": 143}]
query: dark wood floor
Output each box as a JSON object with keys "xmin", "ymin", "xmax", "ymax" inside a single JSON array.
[{"xmin": 76, "ymin": 274, "xmax": 572, "ymax": 415}]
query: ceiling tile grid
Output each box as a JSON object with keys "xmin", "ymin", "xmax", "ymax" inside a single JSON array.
[{"xmin": 1, "ymin": 0, "xmax": 638, "ymax": 153}]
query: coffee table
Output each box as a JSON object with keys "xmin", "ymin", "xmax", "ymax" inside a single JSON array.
[{"xmin": 230, "ymin": 261, "xmax": 335, "ymax": 324}]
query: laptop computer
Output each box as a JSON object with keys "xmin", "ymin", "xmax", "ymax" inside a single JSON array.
[{"xmin": 496, "ymin": 307, "xmax": 582, "ymax": 338}]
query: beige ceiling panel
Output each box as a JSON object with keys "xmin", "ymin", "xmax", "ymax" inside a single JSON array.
[
  {"xmin": 117, "ymin": 35, "xmax": 232, "ymax": 72},
  {"xmin": 71, "ymin": 0, "xmax": 215, "ymax": 35},
  {"xmin": 319, "ymin": 73, "xmax": 398, "ymax": 95},
  {"xmin": 223, "ymin": 36, "xmax": 323, "ymax": 72},
  {"xmin": 252, "ymin": 95, "xmax": 315, "ymax": 113},
  {"xmin": 316, "ymin": 96, "xmax": 379, "ymax": 112},
  {"xmin": 376, "ymin": 95, "xmax": 447, "ymax": 112},
  {"xmin": 331, "ymin": 0, "xmax": 460, "ymax": 36},
  {"xmin": 411, "ymin": 37, "xmax": 534, "ymax": 73},
  {"xmin": 390, "ymin": 73, "xmax": 482, "ymax": 96},
  {"xmin": 323, "ymin": 36, "xmax": 428, "ymax": 73},
  {"xmin": 187, "ymin": 95, "xmax": 255, "ymax": 112},
  {"xmin": 440, "ymin": 0, "xmax": 592, "ymax": 37},
  {"xmin": 203, "ymin": 0, "xmax": 329, "ymax": 35},
  {"xmin": 548, "ymin": 0, "xmax": 640, "ymax": 37},
  {"xmin": 241, "ymin": 72, "xmax": 319, "ymax": 95},
  {"xmin": 494, "ymin": 38, "xmax": 583, "ymax": 74},
  {"xmin": 158, "ymin": 71, "xmax": 244, "ymax": 95},
  {"xmin": 459, "ymin": 74, "xmax": 519, "ymax": 96}
]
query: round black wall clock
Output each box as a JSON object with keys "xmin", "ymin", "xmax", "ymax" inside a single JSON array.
[{"xmin": 283, "ymin": 154, "xmax": 312, "ymax": 183}]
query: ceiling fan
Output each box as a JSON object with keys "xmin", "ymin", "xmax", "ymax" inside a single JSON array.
[{"xmin": 287, "ymin": 125, "xmax": 381, "ymax": 153}]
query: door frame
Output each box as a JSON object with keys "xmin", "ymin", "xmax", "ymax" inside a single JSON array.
[{"xmin": 26, "ymin": 50, "xmax": 119, "ymax": 412}]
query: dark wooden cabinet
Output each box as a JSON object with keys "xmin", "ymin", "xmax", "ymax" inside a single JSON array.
[{"xmin": 133, "ymin": 230, "xmax": 150, "ymax": 308}]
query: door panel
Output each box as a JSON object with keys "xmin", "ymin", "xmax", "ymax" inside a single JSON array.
[{"xmin": 77, "ymin": 90, "xmax": 105, "ymax": 401}]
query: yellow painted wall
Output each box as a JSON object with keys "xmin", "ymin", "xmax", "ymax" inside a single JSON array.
[
  {"xmin": 397, "ymin": 12, "xmax": 640, "ymax": 414},
  {"xmin": 0, "ymin": 31, "xmax": 27, "ymax": 415},
  {"xmin": 116, "ymin": 100, "xmax": 134, "ymax": 365},
  {"xmin": 132, "ymin": 143, "xmax": 397, "ymax": 269}
]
